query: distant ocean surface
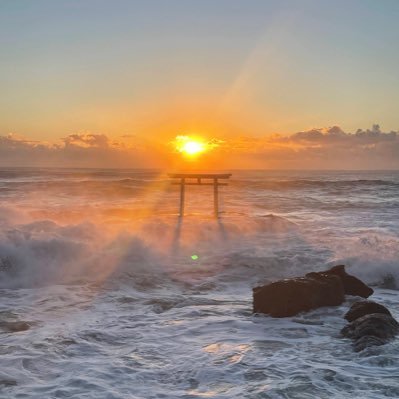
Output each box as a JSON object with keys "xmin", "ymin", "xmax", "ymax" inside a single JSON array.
[{"xmin": 1, "ymin": 168, "xmax": 399, "ymax": 398}]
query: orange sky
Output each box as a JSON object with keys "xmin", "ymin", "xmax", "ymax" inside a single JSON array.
[
  {"xmin": 1, "ymin": 1, "xmax": 399, "ymax": 169},
  {"xmin": 1, "ymin": 124, "xmax": 398, "ymax": 170}
]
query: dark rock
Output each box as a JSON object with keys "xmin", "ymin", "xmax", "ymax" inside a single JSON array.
[
  {"xmin": 353, "ymin": 335, "xmax": 387, "ymax": 352},
  {"xmin": 341, "ymin": 313, "xmax": 399, "ymax": 352},
  {"xmin": 341, "ymin": 313, "xmax": 399, "ymax": 339},
  {"xmin": 378, "ymin": 273, "xmax": 397, "ymax": 289},
  {"xmin": 0, "ymin": 257, "xmax": 13, "ymax": 272},
  {"xmin": 0, "ymin": 321, "xmax": 30, "ymax": 333},
  {"xmin": 344, "ymin": 300, "xmax": 392, "ymax": 322},
  {"xmin": 320, "ymin": 265, "xmax": 374, "ymax": 298},
  {"xmin": 253, "ymin": 265, "xmax": 373, "ymax": 317},
  {"xmin": 253, "ymin": 273, "xmax": 344, "ymax": 317}
]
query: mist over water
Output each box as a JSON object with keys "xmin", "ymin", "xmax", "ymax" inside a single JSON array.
[{"xmin": 1, "ymin": 169, "xmax": 399, "ymax": 398}]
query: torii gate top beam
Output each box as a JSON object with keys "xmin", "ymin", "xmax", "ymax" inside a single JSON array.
[{"xmin": 168, "ymin": 173, "xmax": 232, "ymax": 179}]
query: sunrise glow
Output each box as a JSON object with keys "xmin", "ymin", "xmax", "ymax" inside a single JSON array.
[
  {"xmin": 2, "ymin": 2, "xmax": 399, "ymax": 398},
  {"xmin": 175, "ymin": 135, "xmax": 207, "ymax": 157}
]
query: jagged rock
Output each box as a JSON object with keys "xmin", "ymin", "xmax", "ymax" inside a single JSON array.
[
  {"xmin": 341, "ymin": 313, "xmax": 399, "ymax": 352},
  {"xmin": 317, "ymin": 265, "xmax": 373, "ymax": 298},
  {"xmin": 253, "ymin": 265, "xmax": 373, "ymax": 317},
  {"xmin": 344, "ymin": 300, "xmax": 392, "ymax": 322}
]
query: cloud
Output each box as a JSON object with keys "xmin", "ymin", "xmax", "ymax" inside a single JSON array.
[
  {"xmin": 213, "ymin": 124, "xmax": 399, "ymax": 169},
  {"xmin": 63, "ymin": 134, "xmax": 110, "ymax": 149},
  {"xmin": 0, "ymin": 133, "xmax": 163, "ymax": 168},
  {"xmin": 0, "ymin": 125, "xmax": 398, "ymax": 169},
  {"xmin": 290, "ymin": 124, "xmax": 397, "ymax": 145}
]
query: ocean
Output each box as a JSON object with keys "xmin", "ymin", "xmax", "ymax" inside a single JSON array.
[{"xmin": 0, "ymin": 168, "xmax": 398, "ymax": 398}]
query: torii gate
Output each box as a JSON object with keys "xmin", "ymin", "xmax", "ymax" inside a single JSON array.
[{"xmin": 168, "ymin": 173, "xmax": 232, "ymax": 218}]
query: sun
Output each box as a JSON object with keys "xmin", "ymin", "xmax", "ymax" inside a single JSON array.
[
  {"xmin": 181, "ymin": 140, "xmax": 205, "ymax": 155},
  {"xmin": 175, "ymin": 135, "xmax": 206, "ymax": 157}
]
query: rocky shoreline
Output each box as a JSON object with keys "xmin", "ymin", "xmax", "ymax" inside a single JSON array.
[{"xmin": 253, "ymin": 265, "xmax": 398, "ymax": 351}]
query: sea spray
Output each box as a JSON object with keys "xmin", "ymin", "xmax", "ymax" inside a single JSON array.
[{"xmin": 0, "ymin": 169, "xmax": 398, "ymax": 398}]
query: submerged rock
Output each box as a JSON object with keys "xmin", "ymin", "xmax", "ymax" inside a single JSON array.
[
  {"xmin": 0, "ymin": 321, "xmax": 30, "ymax": 333},
  {"xmin": 341, "ymin": 312, "xmax": 399, "ymax": 352},
  {"xmin": 344, "ymin": 300, "xmax": 392, "ymax": 322},
  {"xmin": 253, "ymin": 265, "xmax": 373, "ymax": 317},
  {"xmin": 0, "ymin": 379, "xmax": 17, "ymax": 387}
]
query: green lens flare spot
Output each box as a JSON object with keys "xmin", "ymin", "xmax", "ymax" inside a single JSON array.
[{"xmin": 191, "ymin": 254, "xmax": 199, "ymax": 260}]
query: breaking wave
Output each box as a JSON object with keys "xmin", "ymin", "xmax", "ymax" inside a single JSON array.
[
  {"xmin": 1, "ymin": 169, "xmax": 399, "ymax": 399},
  {"xmin": 1, "ymin": 203, "xmax": 398, "ymax": 291}
]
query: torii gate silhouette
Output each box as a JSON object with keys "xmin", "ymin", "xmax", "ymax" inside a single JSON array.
[{"xmin": 168, "ymin": 173, "xmax": 232, "ymax": 218}]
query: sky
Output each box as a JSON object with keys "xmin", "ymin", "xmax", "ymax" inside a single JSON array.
[{"xmin": 1, "ymin": 0, "xmax": 399, "ymax": 169}]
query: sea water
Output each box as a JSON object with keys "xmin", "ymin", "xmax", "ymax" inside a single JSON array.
[{"xmin": 0, "ymin": 169, "xmax": 398, "ymax": 398}]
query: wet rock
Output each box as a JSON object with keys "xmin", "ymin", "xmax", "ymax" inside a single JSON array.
[
  {"xmin": 253, "ymin": 273, "xmax": 344, "ymax": 317},
  {"xmin": 253, "ymin": 265, "xmax": 373, "ymax": 317},
  {"xmin": 319, "ymin": 265, "xmax": 374, "ymax": 298},
  {"xmin": 341, "ymin": 313, "xmax": 399, "ymax": 352},
  {"xmin": 352, "ymin": 335, "xmax": 387, "ymax": 352},
  {"xmin": 0, "ymin": 321, "xmax": 30, "ymax": 333},
  {"xmin": 344, "ymin": 300, "xmax": 392, "ymax": 322}
]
